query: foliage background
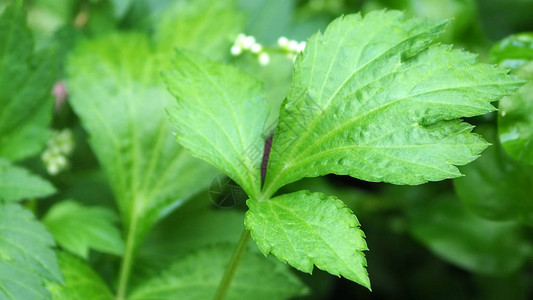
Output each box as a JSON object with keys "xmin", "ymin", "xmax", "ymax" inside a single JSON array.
[{"xmin": 1, "ymin": 0, "xmax": 533, "ymax": 299}]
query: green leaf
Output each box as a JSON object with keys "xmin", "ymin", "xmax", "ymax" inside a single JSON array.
[
  {"xmin": 138, "ymin": 209, "xmax": 245, "ymax": 266},
  {"xmin": 132, "ymin": 206, "xmax": 248, "ymax": 288},
  {"xmin": 47, "ymin": 252, "xmax": 114, "ymax": 300},
  {"xmin": 0, "ymin": 2, "xmax": 56, "ymax": 161},
  {"xmin": 0, "ymin": 260, "xmax": 50, "ymax": 300},
  {"xmin": 498, "ymin": 61, "xmax": 533, "ymax": 164},
  {"xmin": 156, "ymin": 0, "xmax": 244, "ymax": 60},
  {"xmin": 454, "ymin": 126, "xmax": 533, "ymax": 223},
  {"xmin": 129, "ymin": 245, "xmax": 308, "ymax": 300},
  {"xmin": 43, "ymin": 201, "xmax": 124, "ymax": 258},
  {"xmin": 490, "ymin": 33, "xmax": 533, "ymax": 70},
  {"xmin": 0, "ymin": 203, "xmax": 62, "ymax": 299},
  {"xmin": 245, "ymin": 190, "xmax": 369, "ymax": 289},
  {"xmin": 67, "ymin": 33, "xmax": 218, "ymax": 239},
  {"xmin": 164, "ymin": 50, "xmax": 269, "ymax": 199},
  {"xmin": 408, "ymin": 195, "xmax": 531, "ymax": 275},
  {"xmin": 264, "ymin": 10, "xmax": 522, "ymax": 195},
  {"xmin": 0, "ymin": 158, "xmax": 55, "ymax": 202}
]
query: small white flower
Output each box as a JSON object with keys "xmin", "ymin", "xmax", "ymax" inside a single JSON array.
[
  {"xmin": 258, "ymin": 52, "xmax": 270, "ymax": 66},
  {"xmin": 278, "ymin": 36, "xmax": 289, "ymax": 48},
  {"xmin": 236, "ymin": 33, "xmax": 246, "ymax": 44},
  {"xmin": 250, "ymin": 43, "xmax": 263, "ymax": 54},
  {"xmin": 47, "ymin": 163, "xmax": 60, "ymax": 175},
  {"xmin": 42, "ymin": 129, "xmax": 75, "ymax": 176},
  {"xmin": 231, "ymin": 45, "xmax": 243, "ymax": 56},
  {"xmin": 242, "ymin": 36, "xmax": 256, "ymax": 50},
  {"xmin": 288, "ymin": 40, "xmax": 299, "ymax": 52}
]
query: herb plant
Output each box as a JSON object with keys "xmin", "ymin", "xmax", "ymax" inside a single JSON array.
[
  {"xmin": 162, "ymin": 8, "xmax": 521, "ymax": 298},
  {"xmin": 1, "ymin": 0, "xmax": 532, "ymax": 299}
]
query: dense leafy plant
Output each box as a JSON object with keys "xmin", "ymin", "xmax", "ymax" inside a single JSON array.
[{"xmin": 1, "ymin": 0, "xmax": 533, "ymax": 299}]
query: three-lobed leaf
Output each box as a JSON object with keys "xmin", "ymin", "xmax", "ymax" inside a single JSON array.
[
  {"xmin": 264, "ymin": 10, "xmax": 522, "ymax": 195},
  {"xmin": 245, "ymin": 190, "xmax": 369, "ymax": 289},
  {"xmin": 163, "ymin": 9, "xmax": 523, "ymax": 291},
  {"xmin": 43, "ymin": 201, "xmax": 125, "ymax": 258},
  {"xmin": 0, "ymin": 158, "xmax": 55, "ymax": 202},
  {"xmin": 164, "ymin": 49, "xmax": 269, "ymax": 199}
]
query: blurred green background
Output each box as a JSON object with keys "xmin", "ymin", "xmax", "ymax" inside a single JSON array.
[{"xmin": 2, "ymin": 0, "xmax": 533, "ymax": 299}]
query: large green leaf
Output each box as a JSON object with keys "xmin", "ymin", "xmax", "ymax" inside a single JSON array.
[
  {"xmin": 43, "ymin": 201, "xmax": 124, "ymax": 258},
  {"xmin": 0, "ymin": 1, "xmax": 56, "ymax": 161},
  {"xmin": 164, "ymin": 50, "xmax": 269, "ymax": 199},
  {"xmin": 129, "ymin": 245, "xmax": 308, "ymax": 300},
  {"xmin": 155, "ymin": 0, "xmax": 244, "ymax": 60},
  {"xmin": 0, "ymin": 158, "xmax": 55, "ymax": 203},
  {"xmin": 408, "ymin": 196, "xmax": 531, "ymax": 275},
  {"xmin": 47, "ymin": 252, "xmax": 114, "ymax": 300},
  {"xmin": 0, "ymin": 203, "xmax": 62, "ymax": 299},
  {"xmin": 498, "ymin": 61, "xmax": 533, "ymax": 165},
  {"xmin": 245, "ymin": 190, "xmax": 369, "ymax": 289},
  {"xmin": 264, "ymin": 10, "xmax": 522, "ymax": 195},
  {"xmin": 454, "ymin": 126, "xmax": 533, "ymax": 223},
  {"xmin": 67, "ymin": 33, "xmax": 217, "ymax": 239}
]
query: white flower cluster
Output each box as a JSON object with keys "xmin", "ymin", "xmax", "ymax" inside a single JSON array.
[
  {"xmin": 278, "ymin": 37, "xmax": 306, "ymax": 62},
  {"xmin": 231, "ymin": 33, "xmax": 270, "ymax": 66},
  {"xmin": 42, "ymin": 129, "xmax": 75, "ymax": 175}
]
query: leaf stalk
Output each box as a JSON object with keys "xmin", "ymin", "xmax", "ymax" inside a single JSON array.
[
  {"xmin": 116, "ymin": 211, "xmax": 139, "ymax": 300},
  {"xmin": 214, "ymin": 229, "xmax": 251, "ymax": 300}
]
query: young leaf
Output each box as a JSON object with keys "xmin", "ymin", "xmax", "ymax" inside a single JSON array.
[
  {"xmin": 498, "ymin": 61, "xmax": 533, "ymax": 165},
  {"xmin": 0, "ymin": 158, "xmax": 55, "ymax": 202},
  {"xmin": 43, "ymin": 201, "xmax": 125, "ymax": 258},
  {"xmin": 0, "ymin": 203, "xmax": 62, "ymax": 299},
  {"xmin": 245, "ymin": 190, "xmax": 370, "ymax": 289},
  {"xmin": 454, "ymin": 126, "xmax": 533, "ymax": 223},
  {"xmin": 408, "ymin": 195, "xmax": 531, "ymax": 275},
  {"xmin": 67, "ymin": 33, "xmax": 218, "ymax": 239},
  {"xmin": 264, "ymin": 10, "xmax": 522, "ymax": 194},
  {"xmin": 47, "ymin": 252, "xmax": 114, "ymax": 300},
  {"xmin": 155, "ymin": 0, "xmax": 244, "ymax": 60},
  {"xmin": 129, "ymin": 245, "xmax": 308, "ymax": 300},
  {"xmin": 164, "ymin": 50, "xmax": 269, "ymax": 199},
  {"xmin": 0, "ymin": 2, "xmax": 56, "ymax": 161}
]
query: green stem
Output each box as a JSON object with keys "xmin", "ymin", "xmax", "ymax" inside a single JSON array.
[
  {"xmin": 116, "ymin": 214, "xmax": 139, "ymax": 300},
  {"xmin": 214, "ymin": 229, "xmax": 251, "ymax": 300}
]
